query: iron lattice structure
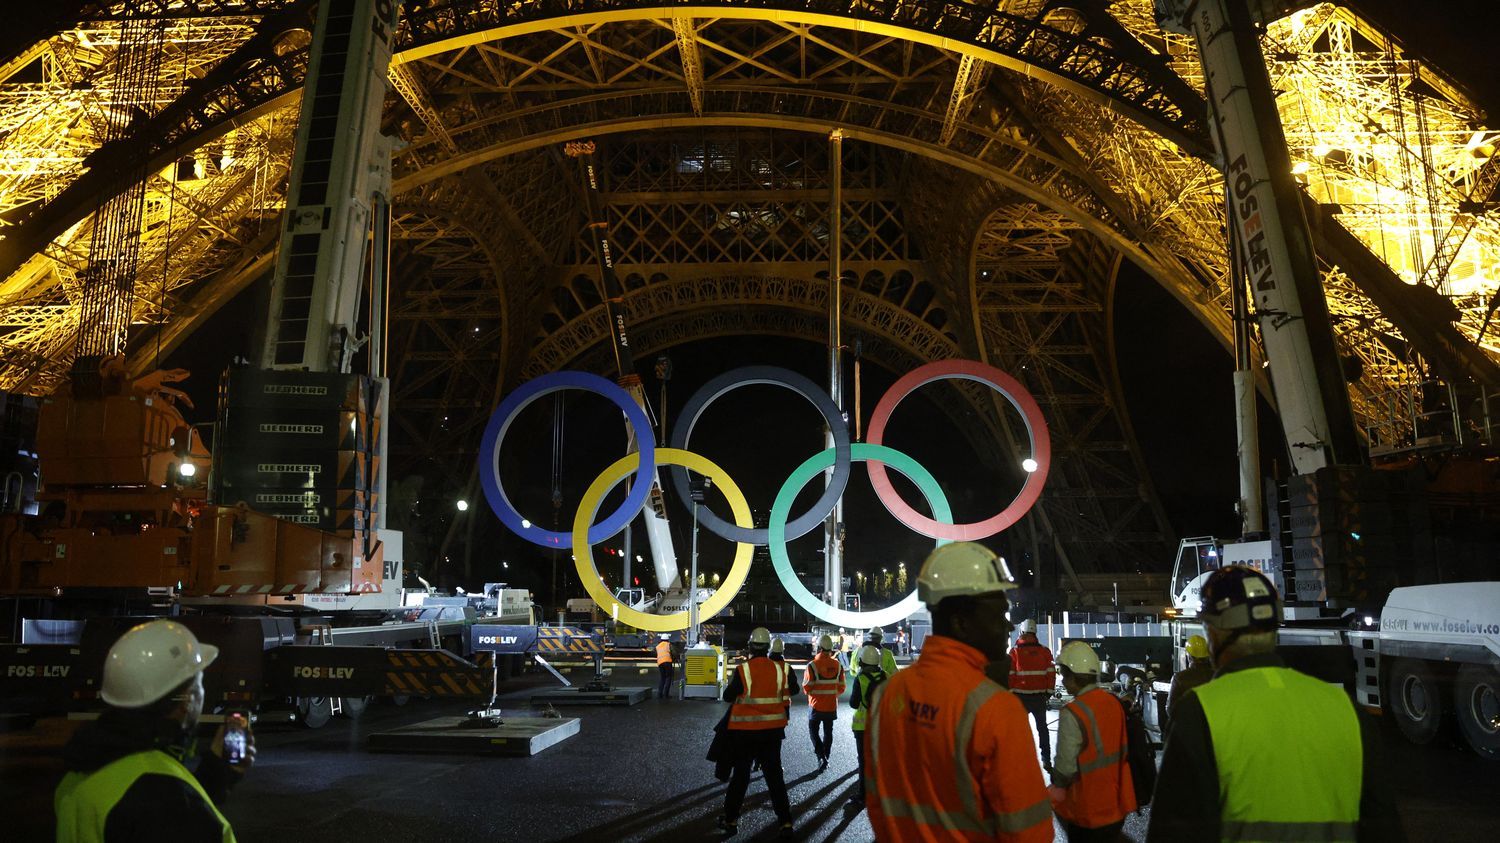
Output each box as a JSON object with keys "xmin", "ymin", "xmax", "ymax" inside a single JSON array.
[{"xmin": 0, "ymin": 1, "xmax": 1495, "ymax": 585}]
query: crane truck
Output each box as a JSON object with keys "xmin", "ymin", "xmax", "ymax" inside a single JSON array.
[
  {"xmin": 1153, "ymin": 0, "xmax": 1499, "ymax": 760},
  {"xmin": 0, "ymin": 0, "xmax": 500, "ymax": 727}
]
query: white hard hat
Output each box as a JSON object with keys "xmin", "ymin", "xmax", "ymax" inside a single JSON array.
[
  {"xmin": 916, "ymin": 542, "xmax": 1016, "ymax": 605},
  {"xmin": 770, "ymin": 637, "xmax": 785, "ymax": 654},
  {"xmin": 1019, "ymin": 619, "xmax": 1037, "ymax": 635},
  {"xmin": 817, "ymin": 634, "xmax": 834, "ymax": 651},
  {"xmin": 100, "ymin": 620, "xmax": 219, "ymax": 709},
  {"xmin": 749, "ymin": 627, "xmax": 772, "ymax": 646},
  {"xmin": 867, "ymin": 627, "xmax": 884, "ymax": 642},
  {"xmin": 857, "ymin": 645, "xmax": 883, "ymax": 667},
  {"xmin": 660, "ymin": 633, "xmax": 671, "ymax": 641},
  {"xmin": 1056, "ymin": 641, "xmax": 1100, "ymax": 676}
]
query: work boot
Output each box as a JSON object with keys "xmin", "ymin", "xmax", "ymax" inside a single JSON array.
[
  {"xmin": 779, "ymin": 821, "xmax": 795, "ymax": 839},
  {"xmin": 716, "ymin": 815, "xmax": 738, "ymax": 835},
  {"xmin": 817, "ymin": 755, "xmax": 828, "ymax": 773}
]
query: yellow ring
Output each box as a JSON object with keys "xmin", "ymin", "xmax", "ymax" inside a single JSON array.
[{"xmin": 571, "ymin": 447, "xmax": 754, "ymax": 632}]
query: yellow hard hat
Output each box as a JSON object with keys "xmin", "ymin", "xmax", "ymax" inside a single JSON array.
[{"xmin": 1185, "ymin": 634, "xmax": 1210, "ymax": 660}]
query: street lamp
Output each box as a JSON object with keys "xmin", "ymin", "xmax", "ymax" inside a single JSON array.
[
  {"xmin": 688, "ymin": 476, "xmax": 712, "ymax": 645},
  {"xmin": 456, "ymin": 499, "xmax": 469, "ymax": 512}
]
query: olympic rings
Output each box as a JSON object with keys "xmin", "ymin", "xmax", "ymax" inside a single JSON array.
[
  {"xmin": 480, "ymin": 371, "xmax": 655, "ymax": 548},
  {"xmin": 768, "ymin": 444, "xmax": 951, "ymax": 628},
  {"xmin": 668, "ymin": 366, "xmax": 851, "ymax": 545},
  {"xmin": 573, "ymin": 448, "xmax": 754, "ymax": 632},
  {"xmin": 866, "ymin": 359, "xmax": 1050, "ymax": 541}
]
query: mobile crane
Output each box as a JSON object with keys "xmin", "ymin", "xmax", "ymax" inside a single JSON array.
[
  {"xmin": 0, "ymin": 0, "xmax": 497, "ymax": 726},
  {"xmin": 1155, "ymin": 0, "xmax": 1500, "ymax": 760}
]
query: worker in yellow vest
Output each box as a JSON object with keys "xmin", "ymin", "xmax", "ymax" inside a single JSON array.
[
  {"xmin": 1147, "ymin": 567, "xmax": 1404, "ymax": 842},
  {"xmin": 55, "ymin": 620, "xmax": 254, "ymax": 842}
]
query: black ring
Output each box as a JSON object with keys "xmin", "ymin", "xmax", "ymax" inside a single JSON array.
[{"xmin": 669, "ymin": 366, "xmax": 851, "ymax": 545}]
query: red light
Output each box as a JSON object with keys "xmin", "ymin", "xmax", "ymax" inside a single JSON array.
[{"xmin": 633, "ymin": 577, "xmax": 639, "ymax": 586}]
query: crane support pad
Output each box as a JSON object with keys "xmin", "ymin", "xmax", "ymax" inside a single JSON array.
[{"xmin": 368, "ymin": 715, "xmax": 580, "ymax": 756}]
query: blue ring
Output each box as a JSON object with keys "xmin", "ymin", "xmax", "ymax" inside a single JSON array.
[
  {"xmin": 668, "ymin": 365, "xmax": 851, "ymax": 545},
  {"xmin": 479, "ymin": 371, "xmax": 655, "ymax": 548}
]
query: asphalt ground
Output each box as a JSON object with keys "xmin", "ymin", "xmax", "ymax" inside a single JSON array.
[{"xmin": 2, "ymin": 664, "xmax": 1496, "ymax": 842}]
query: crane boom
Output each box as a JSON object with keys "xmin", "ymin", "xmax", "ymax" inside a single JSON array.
[
  {"xmin": 1157, "ymin": 0, "xmax": 1362, "ymax": 474},
  {"xmin": 565, "ymin": 141, "xmax": 682, "ymax": 593}
]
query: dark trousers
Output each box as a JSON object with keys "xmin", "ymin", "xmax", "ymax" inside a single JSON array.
[
  {"xmin": 657, "ymin": 663, "xmax": 674, "ymax": 698},
  {"xmin": 1062, "ymin": 820, "xmax": 1124, "ymax": 842},
  {"xmin": 1018, "ymin": 692, "xmax": 1051, "ymax": 762},
  {"xmin": 808, "ymin": 710, "xmax": 835, "ymax": 759},
  {"xmin": 724, "ymin": 733, "xmax": 791, "ymax": 823},
  {"xmin": 851, "ymin": 728, "xmax": 868, "ymax": 800}
]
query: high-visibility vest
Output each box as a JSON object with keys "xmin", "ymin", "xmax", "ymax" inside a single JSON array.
[
  {"xmin": 656, "ymin": 640, "xmax": 672, "ymax": 666},
  {"xmin": 804, "ymin": 653, "xmax": 846, "ymax": 713},
  {"xmin": 866, "ymin": 635, "xmax": 1052, "ymax": 842},
  {"xmin": 729, "ymin": 657, "xmax": 789, "ymax": 731},
  {"xmin": 1055, "ymin": 687, "xmax": 1137, "ymax": 828},
  {"xmin": 851, "ymin": 669, "xmax": 887, "ymax": 731},
  {"xmin": 1196, "ymin": 666, "xmax": 1362, "ymax": 842},
  {"xmin": 1009, "ymin": 640, "xmax": 1055, "ymax": 694},
  {"xmin": 55, "ymin": 749, "xmax": 236, "ymax": 843}
]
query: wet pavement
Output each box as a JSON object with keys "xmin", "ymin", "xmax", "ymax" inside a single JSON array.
[{"xmin": 2, "ymin": 664, "xmax": 1495, "ymax": 841}]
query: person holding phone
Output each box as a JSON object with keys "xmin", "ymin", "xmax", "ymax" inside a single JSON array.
[{"xmin": 55, "ymin": 620, "xmax": 256, "ymax": 842}]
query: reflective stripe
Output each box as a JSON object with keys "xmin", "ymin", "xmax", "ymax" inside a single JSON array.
[
  {"xmin": 877, "ymin": 793, "xmax": 1052, "ymax": 835},
  {"xmin": 730, "ymin": 712, "xmax": 790, "ymax": 723},
  {"xmin": 740, "ymin": 697, "xmax": 785, "ymax": 705},
  {"xmin": 1012, "ymin": 669, "xmax": 1052, "ymax": 676},
  {"xmin": 1223, "ymin": 820, "xmax": 1358, "ymax": 842},
  {"xmin": 954, "ymin": 680, "xmax": 1002, "ymax": 824},
  {"xmin": 1068, "ymin": 699, "xmax": 1124, "ymax": 775}
]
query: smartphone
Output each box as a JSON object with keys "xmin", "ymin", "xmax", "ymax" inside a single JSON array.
[{"xmin": 223, "ymin": 715, "xmax": 247, "ymax": 765}]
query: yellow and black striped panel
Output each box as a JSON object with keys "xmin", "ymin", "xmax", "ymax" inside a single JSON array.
[
  {"xmin": 536, "ymin": 627, "xmax": 605, "ymax": 655},
  {"xmin": 382, "ymin": 649, "xmax": 490, "ymax": 697}
]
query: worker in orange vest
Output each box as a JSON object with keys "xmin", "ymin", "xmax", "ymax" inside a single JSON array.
[
  {"xmin": 1009, "ymin": 619, "xmax": 1056, "ymax": 768},
  {"xmin": 719, "ymin": 627, "xmax": 795, "ymax": 838},
  {"xmin": 865, "ymin": 542, "xmax": 1052, "ymax": 841},
  {"xmin": 1050, "ymin": 641, "xmax": 1136, "ymax": 841},
  {"xmin": 803, "ymin": 633, "xmax": 846, "ymax": 772},
  {"xmin": 655, "ymin": 633, "xmax": 675, "ymax": 700}
]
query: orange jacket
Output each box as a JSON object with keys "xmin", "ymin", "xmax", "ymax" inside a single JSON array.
[
  {"xmin": 866, "ymin": 635, "xmax": 1052, "ymax": 842},
  {"xmin": 656, "ymin": 640, "xmax": 672, "ymax": 666},
  {"xmin": 1009, "ymin": 636, "xmax": 1055, "ymax": 694},
  {"xmin": 1054, "ymin": 687, "xmax": 1137, "ymax": 828},
  {"xmin": 728, "ymin": 657, "xmax": 789, "ymax": 731},
  {"xmin": 803, "ymin": 652, "xmax": 847, "ymax": 713}
]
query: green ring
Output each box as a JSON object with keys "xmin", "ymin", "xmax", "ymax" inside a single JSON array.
[{"xmin": 768, "ymin": 443, "xmax": 952, "ymax": 628}]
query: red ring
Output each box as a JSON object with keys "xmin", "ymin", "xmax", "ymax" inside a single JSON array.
[{"xmin": 865, "ymin": 359, "xmax": 1050, "ymax": 541}]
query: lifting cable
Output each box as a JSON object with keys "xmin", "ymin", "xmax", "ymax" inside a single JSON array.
[{"xmin": 550, "ymin": 391, "xmax": 566, "ymax": 511}]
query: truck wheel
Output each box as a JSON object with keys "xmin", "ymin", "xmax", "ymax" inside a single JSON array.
[
  {"xmin": 339, "ymin": 696, "xmax": 370, "ymax": 720},
  {"xmin": 1454, "ymin": 665, "xmax": 1500, "ymax": 761},
  {"xmin": 1388, "ymin": 658, "xmax": 1443, "ymax": 745},
  {"xmin": 295, "ymin": 696, "xmax": 333, "ymax": 729}
]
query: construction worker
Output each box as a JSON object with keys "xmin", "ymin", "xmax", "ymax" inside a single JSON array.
[
  {"xmin": 656, "ymin": 633, "xmax": 676, "ymax": 700},
  {"xmin": 1050, "ymin": 641, "xmax": 1136, "ymax": 842},
  {"xmin": 1009, "ymin": 619, "xmax": 1056, "ymax": 768},
  {"xmin": 835, "ymin": 627, "xmax": 851, "ymax": 670},
  {"xmin": 846, "ymin": 644, "xmax": 889, "ymax": 808},
  {"xmin": 865, "ymin": 627, "xmax": 900, "ymax": 675},
  {"xmin": 1165, "ymin": 634, "xmax": 1213, "ymax": 723},
  {"xmin": 803, "ymin": 633, "xmax": 846, "ymax": 772},
  {"xmin": 719, "ymin": 627, "xmax": 795, "ymax": 838},
  {"xmin": 55, "ymin": 620, "xmax": 253, "ymax": 841},
  {"xmin": 865, "ymin": 542, "xmax": 1052, "ymax": 841},
  {"xmin": 1147, "ymin": 567, "xmax": 1403, "ymax": 842},
  {"xmin": 768, "ymin": 636, "xmax": 801, "ymax": 718}
]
